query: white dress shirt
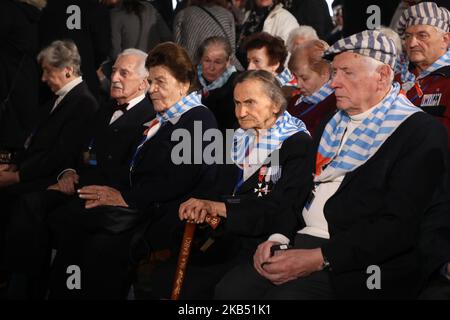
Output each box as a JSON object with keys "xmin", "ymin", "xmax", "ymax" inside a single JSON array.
[{"xmin": 109, "ymin": 94, "xmax": 146, "ymax": 124}]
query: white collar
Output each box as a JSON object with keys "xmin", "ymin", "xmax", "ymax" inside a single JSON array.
[
  {"xmin": 55, "ymin": 76, "xmax": 83, "ymax": 97},
  {"xmin": 121, "ymin": 93, "xmax": 146, "ymax": 111}
]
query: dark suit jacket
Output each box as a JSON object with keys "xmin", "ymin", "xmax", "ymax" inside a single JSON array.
[
  {"xmin": 16, "ymin": 81, "xmax": 98, "ymax": 185},
  {"xmin": 121, "ymin": 106, "xmax": 218, "ymax": 251},
  {"xmin": 419, "ymin": 149, "xmax": 450, "ymax": 284},
  {"xmin": 78, "ymin": 97, "xmax": 155, "ymax": 188},
  {"xmin": 282, "ymin": 112, "xmax": 448, "ymax": 299},
  {"xmin": 190, "ymin": 131, "xmax": 313, "ymax": 265}
]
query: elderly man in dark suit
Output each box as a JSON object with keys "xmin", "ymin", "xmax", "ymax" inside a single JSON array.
[
  {"xmin": 5, "ymin": 48, "xmax": 154, "ymax": 299},
  {"xmin": 216, "ymin": 30, "xmax": 448, "ymax": 300}
]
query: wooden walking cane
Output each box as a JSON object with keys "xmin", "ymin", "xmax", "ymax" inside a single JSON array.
[{"xmin": 170, "ymin": 214, "xmax": 221, "ymax": 300}]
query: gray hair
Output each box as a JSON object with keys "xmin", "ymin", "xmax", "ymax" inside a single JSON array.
[
  {"xmin": 37, "ymin": 40, "xmax": 82, "ymax": 76},
  {"xmin": 362, "ymin": 55, "xmax": 395, "ymax": 83},
  {"xmin": 117, "ymin": 48, "xmax": 149, "ymax": 78},
  {"xmin": 196, "ymin": 36, "xmax": 232, "ymax": 64},
  {"xmin": 378, "ymin": 26, "xmax": 403, "ymax": 55},
  {"xmin": 287, "ymin": 26, "xmax": 319, "ymax": 52},
  {"xmin": 234, "ymin": 70, "xmax": 287, "ymax": 116}
]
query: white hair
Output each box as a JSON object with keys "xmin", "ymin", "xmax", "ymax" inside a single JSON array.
[
  {"xmin": 378, "ymin": 26, "xmax": 403, "ymax": 55},
  {"xmin": 287, "ymin": 26, "xmax": 319, "ymax": 52},
  {"xmin": 117, "ymin": 48, "xmax": 149, "ymax": 78},
  {"xmin": 362, "ymin": 55, "xmax": 394, "ymax": 83},
  {"xmin": 37, "ymin": 40, "xmax": 82, "ymax": 76}
]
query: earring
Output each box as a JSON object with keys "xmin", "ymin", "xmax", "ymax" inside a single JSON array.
[{"xmin": 65, "ymin": 73, "xmax": 71, "ymax": 78}]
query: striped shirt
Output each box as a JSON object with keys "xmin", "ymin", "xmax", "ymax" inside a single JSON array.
[{"xmin": 173, "ymin": 5, "xmax": 241, "ymax": 68}]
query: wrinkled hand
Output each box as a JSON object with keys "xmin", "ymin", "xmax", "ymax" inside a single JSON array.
[
  {"xmin": 254, "ymin": 245, "xmax": 324, "ymax": 285},
  {"xmin": 178, "ymin": 198, "xmax": 226, "ymax": 223},
  {"xmin": 0, "ymin": 171, "xmax": 19, "ymax": 187},
  {"xmin": 47, "ymin": 171, "xmax": 80, "ymax": 195},
  {"xmin": 254, "ymin": 240, "xmax": 280, "ymax": 277},
  {"xmin": 78, "ymin": 185, "xmax": 128, "ymax": 209}
]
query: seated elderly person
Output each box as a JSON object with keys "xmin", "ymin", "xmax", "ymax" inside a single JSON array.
[
  {"xmin": 45, "ymin": 42, "xmax": 218, "ymax": 299},
  {"xmin": 215, "ymin": 30, "xmax": 448, "ymax": 300},
  {"xmin": 0, "ymin": 40, "xmax": 98, "ymax": 191},
  {"xmin": 0, "ymin": 40, "xmax": 98, "ymax": 283},
  {"xmin": 287, "ymin": 39, "xmax": 336, "ymax": 137},
  {"xmin": 244, "ymin": 32, "xmax": 295, "ymax": 89},
  {"xmin": 395, "ymin": 2, "xmax": 450, "ymax": 148},
  {"xmin": 4, "ymin": 48, "xmax": 155, "ymax": 299},
  {"xmin": 197, "ymin": 36, "xmax": 239, "ymax": 132},
  {"xmin": 145, "ymin": 70, "xmax": 313, "ymax": 299}
]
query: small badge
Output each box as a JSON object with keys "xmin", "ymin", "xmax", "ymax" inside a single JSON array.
[{"xmin": 421, "ymin": 93, "xmax": 442, "ymax": 107}]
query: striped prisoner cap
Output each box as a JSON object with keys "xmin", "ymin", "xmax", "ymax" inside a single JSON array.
[
  {"xmin": 324, "ymin": 30, "xmax": 397, "ymax": 70},
  {"xmin": 397, "ymin": 2, "xmax": 450, "ymax": 38}
]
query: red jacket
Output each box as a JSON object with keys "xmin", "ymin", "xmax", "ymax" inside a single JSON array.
[
  {"xmin": 395, "ymin": 66, "xmax": 450, "ymax": 148},
  {"xmin": 287, "ymin": 93, "xmax": 337, "ymax": 138}
]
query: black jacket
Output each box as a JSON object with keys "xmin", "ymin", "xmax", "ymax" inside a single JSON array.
[
  {"xmin": 201, "ymin": 72, "xmax": 239, "ymax": 133},
  {"xmin": 283, "ymin": 112, "xmax": 448, "ymax": 299},
  {"xmin": 16, "ymin": 81, "xmax": 98, "ymax": 184},
  {"xmin": 123, "ymin": 106, "xmax": 219, "ymax": 251},
  {"xmin": 193, "ymin": 131, "xmax": 313, "ymax": 264},
  {"xmin": 78, "ymin": 96, "xmax": 155, "ymax": 188}
]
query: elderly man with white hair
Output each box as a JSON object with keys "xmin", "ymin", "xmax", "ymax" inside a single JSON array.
[
  {"xmin": 396, "ymin": 2, "xmax": 450, "ymax": 148},
  {"xmin": 215, "ymin": 30, "xmax": 448, "ymax": 299}
]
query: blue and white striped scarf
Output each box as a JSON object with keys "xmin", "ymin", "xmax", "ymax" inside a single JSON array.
[
  {"xmin": 198, "ymin": 65, "xmax": 237, "ymax": 94},
  {"xmin": 295, "ymin": 81, "xmax": 335, "ymax": 105},
  {"xmin": 400, "ymin": 49, "xmax": 450, "ymax": 92},
  {"xmin": 315, "ymin": 83, "xmax": 420, "ymax": 183},
  {"xmin": 158, "ymin": 91, "xmax": 204, "ymax": 124},
  {"xmin": 232, "ymin": 111, "xmax": 310, "ymax": 172},
  {"xmin": 276, "ymin": 68, "xmax": 295, "ymax": 87}
]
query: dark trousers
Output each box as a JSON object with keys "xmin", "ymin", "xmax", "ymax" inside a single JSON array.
[
  {"xmin": 4, "ymin": 190, "xmax": 71, "ymax": 299},
  {"xmin": 214, "ymin": 234, "xmax": 334, "ymax": 300},
  {"xmin": 47, "ymin": 199, "xmax": 144, "ymax": 300}
]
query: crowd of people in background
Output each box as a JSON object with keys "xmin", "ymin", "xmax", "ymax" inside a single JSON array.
[{"xmin": 0, "ymin": 0, "xmax": 449, "ymax": 300}]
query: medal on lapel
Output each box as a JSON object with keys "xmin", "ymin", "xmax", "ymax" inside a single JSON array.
[{"xmin": 254, "ymin": 166, "xmax": 271, "ymax": 197}]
